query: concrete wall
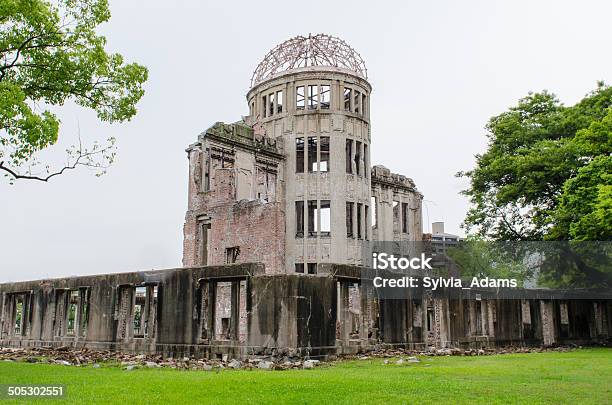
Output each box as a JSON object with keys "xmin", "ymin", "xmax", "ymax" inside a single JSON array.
[{"xmin": 1, "ymin": 264, "xmax": 610, "ymax": 359}]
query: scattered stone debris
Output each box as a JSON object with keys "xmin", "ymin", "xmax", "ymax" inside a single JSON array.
[
  {"xmin": 303, "ymin": 359, "xmax": 319, "ymax": 369},
  {"xmin": 0, "ymin": 345, "xmax": 602, "ymax": 372},
  {"xmin": 354, "ymin": 344, "xmax": 589, "ymax": 362},
  {"xmin": 0, "ymin": 347, "xmax": 324, "ymax": 371},
  {"xmin": 228, "ymin": 359, "xmax": 242, "ymax": 369},
  {"xmin": 257, "ymin": 361, "xmax": 274, "ymax": 370}
]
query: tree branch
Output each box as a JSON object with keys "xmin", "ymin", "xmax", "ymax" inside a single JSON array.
[
  {"xmin": 0, "ymin": 159, "xmax": 79, "ymax": 182},
  {"xmin": 0, "ymin": 136, "xmax": 115, "ymax": 182},
  {"xmin": 497, "ymin": 209, "xmax": 525, "ymax": 240}
]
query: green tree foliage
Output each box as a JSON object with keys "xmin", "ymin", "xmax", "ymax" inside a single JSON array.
[
  {"xmin": 0, "ymin": 0, "xmax": 148, "ymax": 182},
  {"xmin": 459, "ymin": 83, "xmax": 612, "ymax": 241},
  {"xmin": 445, "ymin": 238, "xmax": 533, "ymax": 287}
]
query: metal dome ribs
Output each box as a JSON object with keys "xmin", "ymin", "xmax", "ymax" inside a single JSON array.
[{"xmin": 251, "ymin": 34, "xmax": 367, "ymax": 87}]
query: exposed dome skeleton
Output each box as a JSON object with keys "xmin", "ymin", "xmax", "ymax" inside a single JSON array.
[{"xmin": 251, "ymin": 34, "xmax": 368, "ymax": 87}]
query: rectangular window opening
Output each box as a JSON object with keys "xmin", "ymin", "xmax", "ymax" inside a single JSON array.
[
  {"xmin": 133, "ymin": 286, "xmax": 146, "ymax": 337},
  {"xmin": 402, "ymin": 202, "xmax": 409, "ymax": 234},
  {"xmin": 14, "ymin": 296, "xmax": 24, "ymax": 336},
  {"xmin": 307, "ymin": 200, "xmax": 317, "ymax": 237},
  {"xmin": 221, "ymin": 317, "xmax": 230, "ymax": 339},
  {"xmin": 308, "ymin": 85, "xmax": 318, "ymax": 109},
  {"xmin": 345, "ymin": 139, "xmax": 353, "ymax": 174},
  {"xmin": 320, "ymin": 136, "xmax": 329, "ymax": 172},
  {"xmin": 66, "ymin": 290, "xmax": 79, "ymax": 336},
  {"xmin": 365, "ymin": 205, "xmax": 369, "ymax": 240},
  {"xmin": 320, "ymin": 85, "xmax": 330, "ymax": 109},
  {"xmin": 320, "ymin": 200, "xmax": 331, "ymax": 237},
  {"xmin": 343, "ymin": 88, "xmax": 351, "ymax": 111},
  {"xmin": 268, "ymin": 92, "xmax": 275, "ymax": 116},
  {"xmin": 295, "ymin": 263, "xmax": 305, "ymax": 273},
  {"xmin": 296, "ymin": 86, "xmax": 305, "ymax": 110},
  {"xmin": 393, "ymin": 201, "xmax": 400, "ymax": 233},
  {"xmin": 371, "ymin": 196, "xmax": 378, "ymax": 229},
  {"xmin": 276, "ymin": 90, "xmax": 283, "ymax": 113},
  {"xmin": 355, "ymin": 141, "xmax": 361, "ymax": 176},
  {"xmin": 295, "ymin": 137, "xmax": 304, "ymax": 173},
  {"xmin": 200, "ymin": 222, "xmax": 211, "ymax": 265},
  {"xmin": 225, "ymin": 246, "xmax": 240, "ymax": 264},
  {"xmin": 262, "ymin": 95, "xmax": 267, "ymax": 118},
  {"xmin": 357, "ymin": 203, "xmax": 363, "ymax": 239},
  {"xmin": 427, "ymin": 307, "xmax": 434, "ymax": 332},
  {"xmin": 354, "ymin": 90, "xmax": 361, "ymax": 114},
  {"xmin": 308, "ymin": 136, "xmax": 317, "ymax": 172},
  {"xmin": 364, "ymin": 144, "xmax": 368, "ymax": 178},
  {"xmin": 307, "ymin": 263, "xmax": 317, "ymax": 275},
  {"xmin": 346, "ymin": 202, "xmax": 354, "ymax": 238},
  {"xmin": 295, "ymin": 201, "xmax": 304, "ymax": 238},
  {"xmin": 362, "ymin": 94, "xmax": 367, "ymax": 116}
]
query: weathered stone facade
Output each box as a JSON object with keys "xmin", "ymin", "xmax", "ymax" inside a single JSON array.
[
  {"xmin": 1, "ymin": 265, "xmax": 610, "ymax": 360},
  {"xmin": 182, "ymin": 122, "xmax": 286, "ymax": 272}
]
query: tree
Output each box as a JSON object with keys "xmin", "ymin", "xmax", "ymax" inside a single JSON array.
[
  {"xmin": 459, "ymin": 83, "xmax": 612, "ymax": 241},
  {"xmin": 445, "ymin": 237, "xmax": 534, "ymax": 287},
  {"xmin": 0, "ymin": 0, "xmax": 148, "ymax": 182}
]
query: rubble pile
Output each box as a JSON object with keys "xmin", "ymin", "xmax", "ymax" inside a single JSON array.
[
  {"xmin": 349, "ymin": 344, "xmax": 588, "ymax": 360},
  {"xmin": 0, "ymin": 344, "xmax": 601, "ymax": 371},
  {"xmin": 0, "ymin": 347, "xmax": 321, "ymax": 371}
]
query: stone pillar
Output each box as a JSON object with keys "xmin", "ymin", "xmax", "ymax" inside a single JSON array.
[
  {"xmin": 230, "ymin": 281, "xmax": 240, "ymax": 341},
  {"xmin": 480, "ymin": 301, "xmax": 489, "ymax": 336},
  {"xmin": 487, "ymin": 300, "xmax": 496, "ymax": 338},
  {"xmin": 359, "ymin": 284, "xmax": 369, "ymax": 341},
  {"xmin": 468, "ymin": 300, "xmax": 477, "ymax": 337},
  {"xmin": 540, "ymin": 300, "xmax": 555, "ymax": 346},
  {"xmin": 338, "ymin": 282, "xmax": 350, "ymax": 343},
  {"xmin": 200, "ymin": 281, "xmax": 215, "ymax": 342},
  {"xmin": 437, "ymin": 299, "xmax": 450, "ymax": 348},
  {"xmin": 0, "ymin": 292, "xmax": 7, "ymax": 339}
]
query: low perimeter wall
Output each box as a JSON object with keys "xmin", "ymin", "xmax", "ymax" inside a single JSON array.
[{"xmin": 1, "ymin": 264, "xmax": 610, "ymax": 359}]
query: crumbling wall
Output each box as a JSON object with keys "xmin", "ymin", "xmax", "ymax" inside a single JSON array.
[
  {"xmin": 1, "ymin": 264, "xmax": 609, "ymax": 359},
  {"xmin": 182, "ymin": 121, "xmax": 285, "ymax": 272},
  {"xmin": 208, "ymin": 177, "xmax": 285, "ymax": 274},
  {"xmin": 371, "ymin": 165, "xmax": 423, "ymax": 243}
]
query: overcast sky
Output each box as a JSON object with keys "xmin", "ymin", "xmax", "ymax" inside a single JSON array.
[{"xmin": 1, "ymin": 0, "xmax": 610, "ymax": 282}]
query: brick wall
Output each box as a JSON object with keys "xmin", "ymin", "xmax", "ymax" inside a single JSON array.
[{"xmin": 183, "ymin": 156, "xmax": 285, "ymax": 273}]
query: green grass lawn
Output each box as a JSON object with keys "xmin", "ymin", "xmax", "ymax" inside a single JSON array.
[{"xmin": 0, "ymin": 348, "xmax": 610, "ymax": 404}]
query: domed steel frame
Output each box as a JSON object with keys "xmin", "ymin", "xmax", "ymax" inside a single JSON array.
[{"xmin": 251, "ymin": 34, "xmax": 367, "ymax": 87}]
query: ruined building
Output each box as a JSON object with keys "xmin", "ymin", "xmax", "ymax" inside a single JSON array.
[
  {"xmin": 182, "ymin": 34, "xmax": 422, "ymax": 273},
  {"xmin": 1, "ymin": 35, "xmax": 610, "ymax": 359}
]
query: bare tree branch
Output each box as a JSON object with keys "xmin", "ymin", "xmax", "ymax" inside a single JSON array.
[{"xmin": 0, "ymin": 135, "xmax": 116, "ymax": 182}]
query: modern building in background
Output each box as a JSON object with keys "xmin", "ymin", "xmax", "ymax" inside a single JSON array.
[{"xmin": 427, "ymin": 221, "xmax": 462, "ymax": 255}]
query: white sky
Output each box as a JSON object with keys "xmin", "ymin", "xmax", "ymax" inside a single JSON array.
[{"xmin": 1, "ymin": 0, "xmax": 610, "ymax": 282}]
